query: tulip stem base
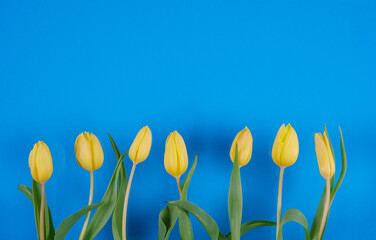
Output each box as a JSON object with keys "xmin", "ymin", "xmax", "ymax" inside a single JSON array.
[
  {"xmin": 276, "ymin": 167, "xmax": 285, "ymax": 239},
  {"xmin": 122, "ymin": 163, "xmax": 137, "ymax": 240},
  {"xmin": 318, "ymin": 179, "xmax": 331, "ymax": 240},
  {"xmin": 176, "ymin": 177, "xmax": 182, "ymax": 196},
  {"xmin": 79, "ymin": 171, "xmax": 94, "ymax": 240},
  {"xmin": 40, "ymin": 183, "xmax": 45, "ymax": 240}
]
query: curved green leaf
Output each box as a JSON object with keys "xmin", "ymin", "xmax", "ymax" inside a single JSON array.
[
  {"xmin": 83, "ymin": 156, "xmax": 124, "ymax": 240},
  {"xmin": 310, "ymin": 179, "xmax": 331, "ymax": 240},
  {"xmin": 178, "ymin": 208, "xmax": 194, "ymax": 240},
  {"xmin": 226, "ymin": 220, "xmax": 276, "ymax": 238},
  {"xmin": 109, "ymin": 134, "xmax": 128, "ymax": 240},
  {"xmin": 18, "ymin": 184, "xmax": 33, "ymax": 202},
  {"xmin": 178, "ymin": 154, "xmax": 197, "ymax": 240},
  {"xmin": 331, "ymin": 127, "xmax": 347, "ymax": 201},
  {"xmin": 108, "ymin": 133, "xmax": 121, "ymax": 160},
  {"xmin": 277, "ymin": 208, "xmax": 309, "ymax": 240},
  {"xmin": 32, "ymin": 180, "xmax": 55, "ymax": 240},
  {"xmin": 158, "ymin": 205, "xmax": 179, "ymax": 240},
  {"xmin": 32, "ymin": 181, "xmax": 42, "ymax": 240},
  {"xmin": 167, "ymin": 200, "xmax": 219, "ymax": 240},
  {"xmin": 219, "ymin": 232, "xmax": 229, "ymax": 240},
  {"xmin": 228, "ymin": 145, "xmax": 242, "ymax": 240},
  {"xmin": 112, "ymin": 160, "xmax": 127, "ymax": 240},
  {"xmin": 181, "ymin": 154, "xmax": 197, "ymax": 200},
  {"xmin": 54, "ymin": 202, "xmax": 102, "ymax": 240},
  {"xmin": 45, "ymin": 201, "xmax": 55, "ymax": 240}
]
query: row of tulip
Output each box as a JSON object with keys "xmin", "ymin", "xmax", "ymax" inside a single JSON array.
[
  {"xmin": 19, "ymin": 124, "xmax": 347, "ymax": 240},
  {"xmin": 158, "ymin": 124, "xmax": 346, "ymax": 240}
]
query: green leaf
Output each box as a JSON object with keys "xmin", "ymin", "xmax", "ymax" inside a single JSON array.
[
  {"xmin": 158, "ymin": 205, "xmax": 179, "ymax": 240},
  {"xmin": 310, "ymin": 127, "xmax": 347, "ymax": 240},
  {"xmin": 32, "ymin": 181, "xmax": 42, "ymax": 240},
  {"xmin": 178, "ymin": 208, "xmax": 194, "ymax": 240},
  {"xmin": 310, "ymin": 181, "xmax": 331, "ymax": 240},
  {"xmin": 331, "ymin": 127, "xmax": 347, "ymax": 201},
  {"xmin": 167, "ymin": 200, "xmax": 219, "ymax": 240},
  {"xmin": 112, "ymin": 159, "xmax": 127, "ymax": 240},
  {"xmin": 158, "ymin": 217, "xmax": 167, "ymax": 240},
  {"xmin": 218, "ymin": 232, "xmax": 229, "ymax": 240},
  {"xmin": 83, "ymin": 156, "xmax": 124, "ymax": 240},
  {"xmin": 277, "ymin": 208, "xmax": 309, "ymax": 240},
  {"xmin": 108, "ymin": 134, "xmax": 129, "ymax": 240},
  {"xmin": 18, "ymin": 184, "xmax": 33, "ymax": 202},
  {"xmin": 178, "ymin": 154, "xmax": 197, "ymax": 240},
  {"xmin": 19, "ymin": 183, "xmax": 55, "ymax": 240},
  {"xmin": 108, "ymin": 133, "xmax": 121, "ymax": 161},
  {"xmin": 228, "ymin": 145, "xmax": 242, "ymax": 240},
  {"xmin": 54, "ymin": 202, "xmax": 103, "ymax": 240},
  {"xmin": 45, "ymin": 201, "xmax": 55, "ymax": 240},
  {"xmin": 226, "ymin": 220, "xmax": 276, "ymax": 238},
  {"xmin": 32, "ymin": 181, "xmax": 55, "ymax": 240},
  {"xmin": 181, "ymin": 154, "xmax": 197, "ymax": 200}
]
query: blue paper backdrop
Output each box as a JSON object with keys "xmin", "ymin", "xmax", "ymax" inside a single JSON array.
[{"xmin": 1, "ymin": 0, "xmax": 375, "ymax": 239}]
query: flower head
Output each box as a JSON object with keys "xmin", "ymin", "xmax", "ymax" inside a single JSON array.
[
  {"xmin": 272, "ymin": 123, "xmax": 299, "ymax": 167},
  {"xmin": 75, "ymin": 132, "xmax": 104, "ymax": 171},
  {"xmin": 230, "ymin": 127, "xmax": 253, "ymax": 167},
  {"xmin": 29, "ymin": 141, "xmax": 53, "ymax": 183}
]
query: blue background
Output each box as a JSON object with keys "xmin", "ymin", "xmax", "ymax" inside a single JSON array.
[{"xmin": 1, "ymin": 0, "xmax": 375, "ymax": 239}]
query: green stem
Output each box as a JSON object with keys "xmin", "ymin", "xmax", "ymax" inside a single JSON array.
[
  {"xmin": 276, "ymin": 167, "xmax": 285, "ymax": 239},
  {"xmin": 79, "ymin": 171, "xmax": 94, "ymax": 240},
  {"xmin": 122, "ymin": 163, "xmax": 137, "ymax": 240},
  {"xmin": 40, "ymin": 183, "xmax": 45, "ymax": 240},
  {"xmin": 318, "ymin": 179, "xmax": 331, "ymax": 240},
  {"xmin": 176, "ymin": 177, "xmax": 182, "ymax": 196}
]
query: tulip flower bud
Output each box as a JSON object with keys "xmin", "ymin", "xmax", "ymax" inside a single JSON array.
[
  {"xmin": 164, "ymin": 131, "xmax": 188, "ymax": 177},
  {"xmin": 75, "ymin": 132, "xmax": 104, "ymax": 171},
  {"xmin": 272, "ymin": 123, "xmax": 299, "ymax": 167},
  {"xmin": 29, "ymin": 141, "xmax": 53, "ymax": 183},
  {"xmin": 129, "ymin": 126, "xmax": 152, "ymax": 164},
  {"xmin": 314, "ymin": 132, "xmax": 335, "ymax": 179},
  {"xmin": 230, "ymin": 127, "xmax": 253, "ymax": 167}
]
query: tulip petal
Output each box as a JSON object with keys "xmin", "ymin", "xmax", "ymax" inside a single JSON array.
[
  {"xmin": 323, "ymin": 131, "xmax": 335, "ymax": 177},
  {"xmin": 230, "ymin": 131, "xmax": 242, "ymax": 163},
  {"xmin": 75, "ymin": 132, "xmax": 93, "ymax": 171},
  {"xmin": 279, "ymin": 127, "xmax": 299, "ymax": 167},
  {"xmin": 272, "ymin": 124, "xmax": 285, "ymax": 166},
  {"xmin": 315, "ymin": 133, "xmax": 332, "ymax": 179},
  {"xmin": 90, "ymin": 133, "xmax": 104, "ymax": 170},
  {"xmin": 29, "ymin": 144, "xmax": 39, "ymax": 182},
  {"xmin": 176, "ymin": 132, "xmax": 188, "ymax": 175},
  {"xmin": 136, "ymin": 127, "xmax": 152, "ymax": 164},
  {"xmin": 129, "ymin": 126, "xmax": 152, "ymax": 164},
  {"xmin": 36, "ymin": 142, "xmax": 53, "ymax": 183}
]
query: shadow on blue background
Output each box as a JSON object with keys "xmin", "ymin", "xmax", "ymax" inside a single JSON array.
[{"xmin": 0, "ymin": 0, "xmax": 375, "ymax": 239}]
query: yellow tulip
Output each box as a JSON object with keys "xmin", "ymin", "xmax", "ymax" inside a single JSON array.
[
  {"xmin": 75, "ymin": 132, "xmax": 104, "ymax": 171},
  {"xmin": 164, "ymin": 131, "xmax": 188, "ymax": 177},
  {"xmin": 129, "ymin": 126, "xmax": 152, "ymax": 164},
  {"xmin": 272, "ymin": 123, "xmax": 299, "ymax": 167},
  {"xmin": 230, "ymin": 127, "xmax": 253, "ymax": 167},
  {"xmin": 314, "ymin": 132, "xmax": 335, "ymax": 179},
  {"xmin": 29, "ymin": 141, "xmax": 53, "ymax": 183}
]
